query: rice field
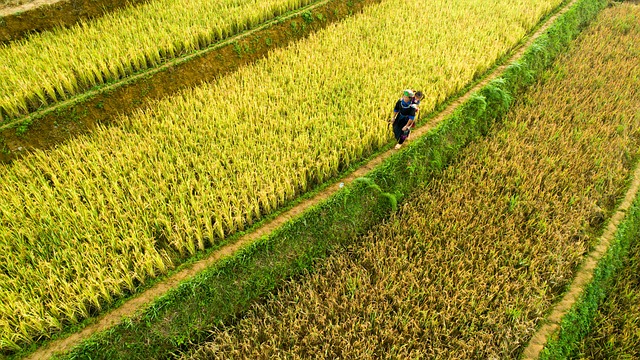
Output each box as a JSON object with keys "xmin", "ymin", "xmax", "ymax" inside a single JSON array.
[
  {"xmin": 0, "ymin": 0, "xmax": 566, "ymax": 352},
  {"xmin": 0, "ymin": 0, "xmax": 315, "ymax": 119},
  {"xmin": 180, "ymin": 3, "xmax": 640, "ymax": 358},
  {"xmin": 569, "ymin": 7, "xmax": 640, "ymax": 359}
]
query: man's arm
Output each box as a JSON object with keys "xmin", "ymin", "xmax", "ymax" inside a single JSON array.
[
  {"xmin": 403, "ymin": 117, "xmax": 415, "ymax": 130},
  {"xmin": 402, "ymin": 106, "xmax": 417, "ymax": 130}
]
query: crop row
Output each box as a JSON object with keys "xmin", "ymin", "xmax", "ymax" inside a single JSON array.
[
  {"xmin": 180, "ymin": 3, "xmax": 640, "ymax": 357},
  {"xmin": 0, "ymin": 0, "xmax": 562, "ymax": 352},
  {"xmin": 0, "ymin": 0, "xmax": 316, "ymax": 120}
]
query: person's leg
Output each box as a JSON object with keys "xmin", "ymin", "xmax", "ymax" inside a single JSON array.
[
  {"xmin": 393, "ymin": 125, "xmax": 403, "ymax": 142},
  {"xmin": 393, "ymin": 125, "xmax": 403, "ymax": 149}
]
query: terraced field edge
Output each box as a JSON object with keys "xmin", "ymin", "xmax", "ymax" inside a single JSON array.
[{"xmin": 49, "ymin": 0, "xmax": 607, "ymax": 358}]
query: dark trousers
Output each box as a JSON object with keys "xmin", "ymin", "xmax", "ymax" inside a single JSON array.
[{"xmin": 393, "ymin": 124, "xmax": 409, "ymax": 144}]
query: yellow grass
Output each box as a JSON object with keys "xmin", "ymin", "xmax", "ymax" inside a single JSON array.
[
  {"xmin": 182, "ymin": 4, "xmax": 640, "ymax": 358},
  {"xmin": 0, "ymin": 0, "xmax": 562, "ymax": 351}
]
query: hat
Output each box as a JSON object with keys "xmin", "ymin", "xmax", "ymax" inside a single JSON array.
[{"xmin": 403, "ymin": 89, "xmax": 415, "ymax": 97}]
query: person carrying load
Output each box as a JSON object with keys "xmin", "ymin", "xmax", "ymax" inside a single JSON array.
[
  {"xmin": 410, "ymin": 90, "xmax": 424, "ymax": 127},
  {"xmin": 390, "ymin": 89, "xmax": 417, "ymax": 149}
]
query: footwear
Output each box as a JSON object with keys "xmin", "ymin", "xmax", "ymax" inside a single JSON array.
[{"xmin": 394, "ymin": 143, "xmax": 402, "ymax": 150}]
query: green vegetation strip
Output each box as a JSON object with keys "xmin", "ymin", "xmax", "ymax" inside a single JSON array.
[{"xmin": 52, "ymin": 0, "xmax": 606, "ymax": 358}]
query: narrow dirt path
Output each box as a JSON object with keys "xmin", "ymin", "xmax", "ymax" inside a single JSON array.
[
  {"xmin": 521, "ymin": 157, "xmax": 640, "ymax": 358},
  {"xmin": 0, "ymin": 0, "xmax": 60, "ymax": 16},
  {"xmin": 26, "ymin": 1, "xmax": 576, "ymax": 359}
]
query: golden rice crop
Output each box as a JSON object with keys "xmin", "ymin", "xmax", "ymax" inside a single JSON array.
[
  {"xmin": 0, "ymin": 0, "xmax": 314, "ymax": 120},
  {"xmin": 181, "ymin": 4, "xmax": 640, "ymax": 359},
  {"xmin": 0, "ymin": 0, "xmax": 562, "ymax": 352}
]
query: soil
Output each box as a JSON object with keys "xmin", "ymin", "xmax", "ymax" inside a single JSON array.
[
  {"xmin": 0, "ymin": 0, "xmax": 52, "ymax": 14},
  {"xmin": 23, "ymin": 1, "xmax": 577, "ymax": 358},
  {"xmin": 0, "ymin": 0, "xmax": 151, "ymax": 43},
  {"xmin": 0, "ymin": 0, "xmax": 379, "ymax": 164}
]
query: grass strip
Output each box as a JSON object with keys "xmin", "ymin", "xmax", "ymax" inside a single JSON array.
[
  {"xmin": 50, "ymin": 0, "xmax": 608, "ymax": 359},
  {"xmin": 573, "ymin": 218, "xmax": 640, "ymax": 358}
]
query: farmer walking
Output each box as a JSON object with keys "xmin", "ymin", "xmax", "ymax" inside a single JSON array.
[{"xmin": 391, "ymin": 89, "xmax": 417, "ymax": 149}]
